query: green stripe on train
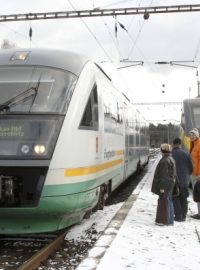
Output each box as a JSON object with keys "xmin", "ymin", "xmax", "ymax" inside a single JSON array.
[
  {"xmin": 0, "ymin": 167, "xmax": 123, "ymax": 234},
  {"xmin": 0, "ymin": 187, "xmax": 99, "ymax": 234},
  {"xmin": 42, "ymin": 167, "xmax": 123, "ymax": 196}
]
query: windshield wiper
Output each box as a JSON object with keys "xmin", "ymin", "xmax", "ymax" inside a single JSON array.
[{"xmin": 0, "ymin": 79, "xmax": 40, "ymax": 113}]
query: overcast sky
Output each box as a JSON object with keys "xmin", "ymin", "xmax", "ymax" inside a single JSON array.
[{"xmin": 1, "ymin": 0, "xmax": 200, "ymax": 122}]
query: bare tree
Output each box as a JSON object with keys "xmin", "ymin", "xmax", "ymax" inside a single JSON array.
[{"xmin": 1, "ymin": 39, "xmax": 16, "ymax": 49}]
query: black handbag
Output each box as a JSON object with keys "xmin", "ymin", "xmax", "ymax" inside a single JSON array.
[{"xmin": 155, "ymin": 197, "xmax": 169, "ymax": 224}]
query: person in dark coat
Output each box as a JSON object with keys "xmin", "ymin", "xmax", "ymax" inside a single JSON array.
[
  {"xmin": 151, "ymin": 143, "xmax": 176, "ymax": 225},
  {"xmin": 171, "ymin": 138, "xmax": 193, "ymax": 222}
]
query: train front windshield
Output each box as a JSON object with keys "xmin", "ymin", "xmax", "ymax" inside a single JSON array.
[
  {"xmin": 0, "ymin": 66, "xmax": 77, "ymax": 114},
  {"xmin": 0, "ymin": 66, "xmax": 77, "ymax": 159}
]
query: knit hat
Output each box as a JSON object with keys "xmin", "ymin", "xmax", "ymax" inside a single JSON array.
[
  {"xmin": 189, "ymin": 128, "xmax": 199, "ymax": 138},
  {"xmin": 173, "ymin": 138, "xmax": 182, "ymax": 145},
  {"xmin": 160, "ymin": 143, "xmax": 172, "ymax": 153}
]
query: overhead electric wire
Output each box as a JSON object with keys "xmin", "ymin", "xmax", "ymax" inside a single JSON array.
[
  {"xmin": 65, "ymin": 1, "xmax": 197, "ymax": 100},
  {"xmin": 85, "ymin": 1, "xmax": 143, "ymax": 94},
  {"xmin": 102, "ymin": 18, "xmax": 125, "ymax": 60},
  {"xmin": 114, "ymin": 0, "xmax": 167, "ymax": 91},
  {"xmin": 67, "ymin": 0, "xmax": 114, "ymax": 64},
  {"xmin": 0, "ymin": 23, "xmax": 37, "ymax": 46},
  {"xmin": 111, "ymin": 2, "xmax": 163, "ymax": 87},
  {"xmin": 89, "ymin": 0, "xmax": 125, "ymax": 61},
  {"xmin": 93, "ymin": 0, "xmax": 135, "ymax": 9},
  {"xmin": 127, "ymin": 0, "xmax": 143, "ymax": 31},
  {"xmin": 127, "ymin": 0, "xmax": 154, "ymax": 59}
]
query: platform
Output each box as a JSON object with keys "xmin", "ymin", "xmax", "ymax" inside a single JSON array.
[{"xmin": 77, "ymin": 157, "xmax": 200, "ymax": 270}]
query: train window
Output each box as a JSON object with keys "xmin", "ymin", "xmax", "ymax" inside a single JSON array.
[
  {"xmin": 79, "ymin": 84, "xmax": 99, "ymax": 130},
  {"xmin": 117, "ymin": 102, "xmax": 123, "ymax": 124},
  {"xmin": 81, "ymin": 98, "xmax": 92, "ymax": 126},
  {"xmin": 193, "ymin": 107, "xmax": 200, "ymax": 128},
  {"xmin": 103, "ymin": 90, "xmax": 123, "ymax": 135},
  {"xmin": 0, "ymin": 66, "xmax": 77, "ymax": 114}
]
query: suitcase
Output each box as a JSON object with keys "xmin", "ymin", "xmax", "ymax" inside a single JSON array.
[{"xmin": 155, "ymin": 196, "xmax": 169, "ymax": 225}]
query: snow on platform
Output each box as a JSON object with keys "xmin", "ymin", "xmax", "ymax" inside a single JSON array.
[{"xmin": 77, "ymin": 157, "xmax": 200, "ymax": 270}]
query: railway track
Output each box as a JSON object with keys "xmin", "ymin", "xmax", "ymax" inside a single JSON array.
[
  {"xmin": 17, "ymin": 231, "xmax": 67, "ymax": 270},
  {"xmin": 0, "ymin": 230, "xmax": 68, "ymax": 270}
]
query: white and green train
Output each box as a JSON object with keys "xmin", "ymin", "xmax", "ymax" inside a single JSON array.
[{"xmin": 0, "ymin": 49, "xmax": 149, "ymax": 234}]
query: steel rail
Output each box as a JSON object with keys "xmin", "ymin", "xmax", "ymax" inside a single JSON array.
[{"xmin": 17, "ymin": 231, "xmax": 67, "ymax": 270}]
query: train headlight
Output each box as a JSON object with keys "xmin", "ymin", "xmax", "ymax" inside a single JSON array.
[
  {"xmin": 34, "ymin": 144, "xmax": 46, "ymax": 154},
  {"xmin": 21, "ymin": 144, "xmax": 30, "ymax": 154}
]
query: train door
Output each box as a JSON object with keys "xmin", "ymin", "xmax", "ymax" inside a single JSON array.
[
  {"xmin": 124, "ymin": 105, "xmax": 129, "ymax": 180},
  {"xmin": 135, "ymin": 111, "xmax": 140, "ymax": 166}
]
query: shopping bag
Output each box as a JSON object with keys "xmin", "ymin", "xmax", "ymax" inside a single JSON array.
[{"xmin": 155, "ymin": 196, "xmax": 169, "ymax": 225}]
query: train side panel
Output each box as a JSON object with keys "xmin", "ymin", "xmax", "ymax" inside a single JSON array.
[
  {"xmin": 41, "ymin": 62, "xmax": 126, "ymax": 231},
  {"xmin": 95, "ymin": 66, "xmax": 125, "ymax": 191}
]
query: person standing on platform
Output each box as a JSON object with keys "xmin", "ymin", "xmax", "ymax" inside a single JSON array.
[
  {"xmin": 189, "ymin": 128, "xmax": 200, "ymax": 220},
  {"xmin": 171, "ymin": 138, "xmax": 193, "ymax": 222},
  {"xmin": 151, "ymin": 144, "xmax": 176, "ymax": 226}
]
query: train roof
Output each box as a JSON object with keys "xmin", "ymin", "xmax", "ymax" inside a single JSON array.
[
  {"xmin": 183, "ymin": 97, "xmax": 200, "ymax": 104},
  {"xmin": 0, "ymin": 48, "xmax": 90, "ymax": 76}
]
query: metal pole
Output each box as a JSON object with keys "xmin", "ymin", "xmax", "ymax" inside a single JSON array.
[
  {"xmin": 196, "ymin": 70, "xmax": 200, "ymax": 97},
  {"xmin": 167, "ymin": 125, "xmax": 169, "ymax": 144}
]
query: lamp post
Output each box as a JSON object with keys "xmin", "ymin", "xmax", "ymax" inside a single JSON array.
[
  {"xmin": 196, "ymin": 69, "xmax": 200, "ymax": 97},
  {"xmin": 162, "ymin": 120, "xmax": 169, "ymax": 143}
]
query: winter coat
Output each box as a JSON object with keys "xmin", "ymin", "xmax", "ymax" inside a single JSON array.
[
  {"xmin": 151, "ymin": 154, "xmax": 176, "ymax": 196},
  {"xmin": 190, "ymin": 138, "xmax": 200, "ymax": 176},
  {"xmin": 172, "ymin": 147, "xmax": 193, "ymax": 188}
]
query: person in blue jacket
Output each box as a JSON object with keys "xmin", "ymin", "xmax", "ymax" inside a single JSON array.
[{"xmin": 172, "ymin": 138, "xmax": 193, "ymax": 222}]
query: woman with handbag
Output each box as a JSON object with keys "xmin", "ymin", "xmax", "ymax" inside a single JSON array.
[{"xmin": 151, "ymin": 143, "xmax": 176, "ymax": 226}]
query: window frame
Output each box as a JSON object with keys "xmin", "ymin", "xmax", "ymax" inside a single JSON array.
[{"xmin": 79, "ymin": 84, "xmax": 99, "ymax": 131}]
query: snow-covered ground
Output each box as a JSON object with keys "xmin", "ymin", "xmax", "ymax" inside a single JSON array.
[{"xmin": 75, "ymin": 157, "xmax": 200, "ymax": 270}]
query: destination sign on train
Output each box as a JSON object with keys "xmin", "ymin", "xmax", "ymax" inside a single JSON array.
[
  {"xmin": 0, "ymin": 126, "xmax": 24, "ymax": 137},
  {"xmin": 0, "ymin": 121, "xmax": 40, "ymax": 140}
]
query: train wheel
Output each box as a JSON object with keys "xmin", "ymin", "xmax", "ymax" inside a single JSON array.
[
  {"xmin": 84, "ymin": 209, "xmax": 92, "ymax": 219},
  {"xmin": 95, "ymin": 184, "xmax": 109, "ymax": 210},
  {"xmin": 136, "ymin": 160, "xmax": 142, "ymax": 172}
]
